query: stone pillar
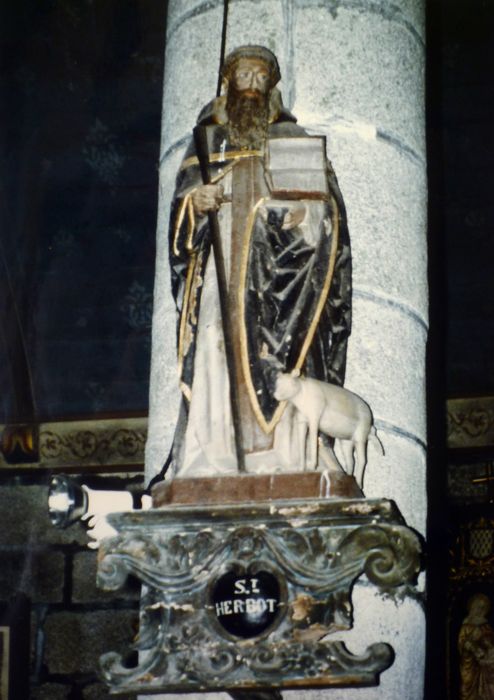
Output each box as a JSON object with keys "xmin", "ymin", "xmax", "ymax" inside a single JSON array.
[{"xmin": 146, "ymin": 1, "xmax": 426, "ymax": 698}]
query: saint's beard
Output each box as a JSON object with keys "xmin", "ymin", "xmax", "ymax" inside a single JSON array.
[{"xmin": 226, "ymin": 86, "xmax": 270, "ymax": 149}]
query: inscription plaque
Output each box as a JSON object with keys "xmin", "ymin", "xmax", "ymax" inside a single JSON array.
[{"xmin": 212, "ymin": 572, "xmax": 281, "ymax": 638}]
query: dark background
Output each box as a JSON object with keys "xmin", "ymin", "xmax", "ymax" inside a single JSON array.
[
  {"xmin": 430, "ymin": 0, "xmax": 494, "ymax": 398},
  {"xmin": 0, "ymin": 0, "xmax": 167, "ymax": 423}
]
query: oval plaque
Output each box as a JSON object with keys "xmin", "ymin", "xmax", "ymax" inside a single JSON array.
[{"xmin": 212, "ymin": 571, "xmax": 281, "ymax": 638}]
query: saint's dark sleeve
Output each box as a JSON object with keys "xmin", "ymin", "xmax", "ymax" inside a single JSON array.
[{"xmin": 168, "ymin": 140, "xmax": 209, "ymax": 315}]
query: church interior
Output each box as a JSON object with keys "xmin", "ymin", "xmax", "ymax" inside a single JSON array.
[{"xmin": 0, "ymin": 0, "xmax": 493, "ymax": 698}]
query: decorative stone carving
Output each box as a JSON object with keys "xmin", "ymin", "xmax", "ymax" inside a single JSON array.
[
  {"xmin": 40, "ymin": 421, "xmax": 147, "ymax": 466},
  {"xmin": 1, "ymin": 418, "xmax": 147, "ymax": 470},
  {"xmin": 450, "ymin": 517, "xmax": 494, "ymax": 582},
  {"xmin": 97, "ymin": 498, "xmax": 421, "ymax": 693},
  {"xmin": 447, "ymin": 397, "xmax": 494, "ymax": 449}
]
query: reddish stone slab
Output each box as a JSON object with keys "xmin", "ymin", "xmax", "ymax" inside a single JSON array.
[{"xmin": 151, "ymin": 471, "xmax": 362, "ymax": 507}]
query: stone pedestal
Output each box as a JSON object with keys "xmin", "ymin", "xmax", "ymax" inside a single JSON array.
[{"xmin": 98, "ymin": 493, "xmax": 421, "ymax": 695}]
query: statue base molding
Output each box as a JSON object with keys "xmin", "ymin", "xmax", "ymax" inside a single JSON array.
[
  {"xmin": 97, "ymin": 481, "xmax": 421, "ymax": 694},
  {"xmin": 151, "ymin": 470, "xmax": 363, "ymax": 506}
]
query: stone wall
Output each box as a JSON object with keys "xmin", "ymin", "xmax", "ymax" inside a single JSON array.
[{"xmin": 0, "ymin": 474, "xmax": 142, "ymax": 700}]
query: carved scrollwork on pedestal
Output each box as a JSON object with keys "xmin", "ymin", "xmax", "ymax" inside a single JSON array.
[
  {"xmin": 338, "ymin": 524, "xmax": 422, "ymax": 589},
  {"xmin": 247, "ymin": 639, "xmax": 393, "ymax": 679},
  {"xmin": 98, "ymin": 529, "xmax": 224, "ymax": 593},
  {"xmin": 97, "ymin": 498, "xmax": 422, "ymax": 693}
]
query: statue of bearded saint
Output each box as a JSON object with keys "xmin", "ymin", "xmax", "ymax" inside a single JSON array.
[{"xmin": 168, "ymin": 46, "xmax": 351, "ymax": 479}]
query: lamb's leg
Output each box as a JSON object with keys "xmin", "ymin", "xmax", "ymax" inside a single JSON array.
[
  {"xmin": 354, "ymin": 440, "xmax": 367, "ymax": 488},
  {"xmin": 341, "ymin": 440, "xmax": 355, "ymax": 476},
  {"xmin": 319, "ymin": 441, "xmax": 344, "ymax": 472}
]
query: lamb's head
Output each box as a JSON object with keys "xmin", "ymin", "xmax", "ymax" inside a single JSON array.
[{"xmin": 274, "ymin": 370, "xmax": 301, "ymax": 401}]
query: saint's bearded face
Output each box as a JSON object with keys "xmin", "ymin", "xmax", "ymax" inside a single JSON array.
[{"xmin": 226, "ymin": 58, "xmax": 271, "ymax": 149}]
